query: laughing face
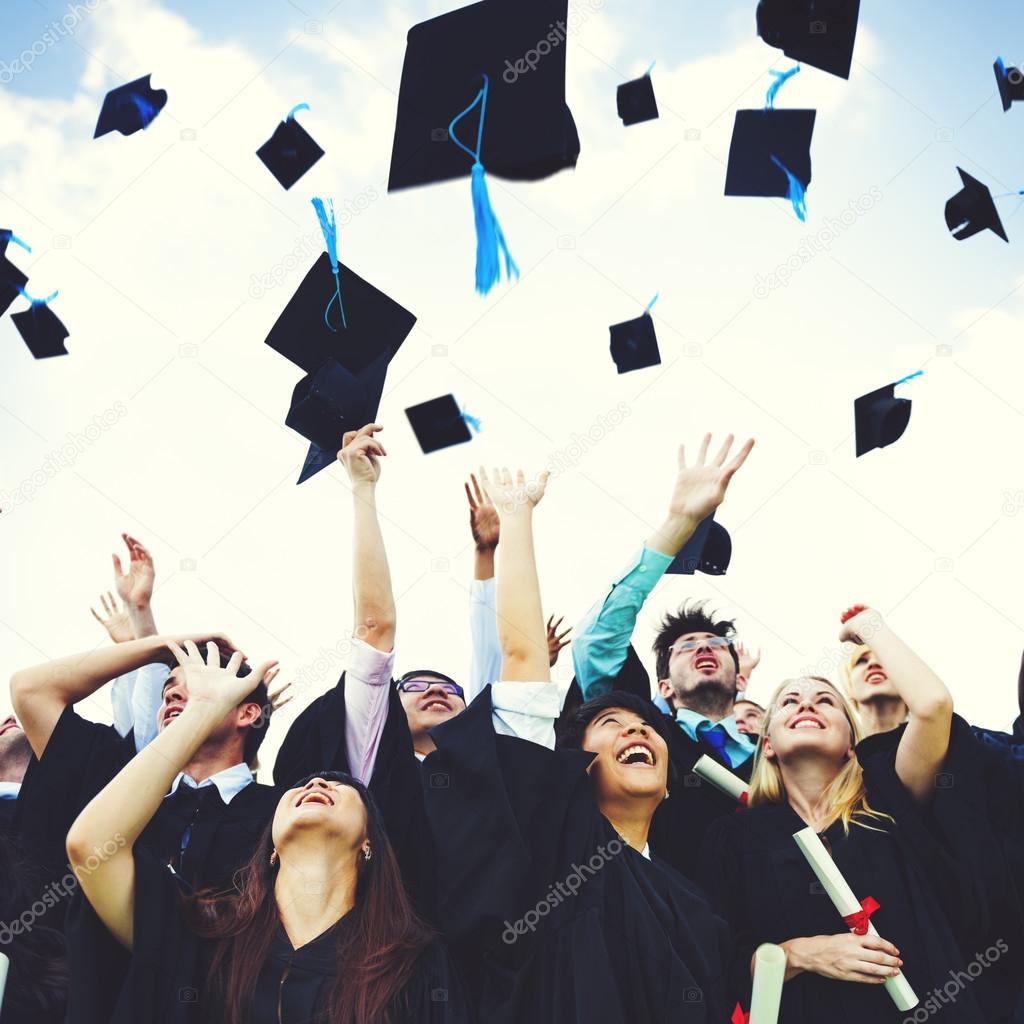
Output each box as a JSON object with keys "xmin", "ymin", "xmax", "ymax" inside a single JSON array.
[
  {"xmin": 398, "ymin": 674, "xmax": 467, "ymax": 738},
  {"xmin": 157, "ymin": 668, "xmax": 260, "ymax": 749},
  {"xmin": 659, "ymin": 631, "xmax": 738, "ymax": 715},
  {"xmin": 761, "ymin": 678, "xmax": 854, "ymax": 766},
  {"xmin": 272, "ymin": 776, "xmax": 368, "ymax": 852},
  {"xmin": 847, "ymin": 648, "xmax": 899, "ymax": 704},
  {"xmin": 581, "ymin": 706, "xmax": 669, "ymax": 805}
]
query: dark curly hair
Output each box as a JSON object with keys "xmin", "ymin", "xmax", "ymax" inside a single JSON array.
[{"xmin": 652, "ymin": 599, "xmax": 739, "ymax": 682}]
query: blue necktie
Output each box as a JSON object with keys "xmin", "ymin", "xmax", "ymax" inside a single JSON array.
[{"xmin": 698, "ymin": 722, "xmax": 732, "ymax": 768}]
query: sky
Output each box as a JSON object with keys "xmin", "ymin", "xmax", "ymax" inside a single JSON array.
[{"xmin": 2, "ymin": 0, "xmax": 1023, "ymax": 778}]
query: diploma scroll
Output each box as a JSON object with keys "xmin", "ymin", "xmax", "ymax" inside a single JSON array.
[
  {"xmin": 749, "ymin": 943, "xmax": 786, "ymax": 1023},
  {"xmin": 693, "ymin": 754, "xmax": 749, "ymax": 803}
]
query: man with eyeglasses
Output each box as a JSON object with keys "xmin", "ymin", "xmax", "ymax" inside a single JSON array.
[{"xmin": 571, "ymin": 434, "xmax": 757, "ymax": 878}]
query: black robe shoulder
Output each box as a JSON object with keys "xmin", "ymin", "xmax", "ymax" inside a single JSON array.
[{"xmin": 422, "ymin": 686, "xmax": 731, "ymax": 1024}]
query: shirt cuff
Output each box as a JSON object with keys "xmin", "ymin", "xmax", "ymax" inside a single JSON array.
[
  {"xmin": 610, "ymin": 545, "xmax": 673, "ymax": 595},
  {"xmin": 470, "ymin": 577, "xmax": 496, "ymax": 605},
  {"xmin": 348, "ymin": 636, "xmax": 395, "ymax": 687}
]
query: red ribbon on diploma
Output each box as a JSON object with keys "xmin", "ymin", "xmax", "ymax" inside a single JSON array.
[
  {"xmin": 734, "ymin": 790, "xmax": 749, "ymax": 814},
  {"xmin": 842, "ymin": 896, "xmax": 880, "ymax": 935},
  {"xmin": 731, "ymin": 1002, "xmax": 750, "ymax": 1024},
  {"xmin": 840, "ymin": 604, "xmax": 867, "ymax": 624}
]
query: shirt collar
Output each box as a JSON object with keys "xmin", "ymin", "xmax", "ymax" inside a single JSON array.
[
  {"xmin": 0, "ymin": 781, "xmax": 21, "ymax": 800},
  {"xmin": 166, "ymin": 763, "xmax": 254, "ymax": 805},
  {"xmin": 674, "ymin": 707, "xmax": 755, "ymax": 762}
]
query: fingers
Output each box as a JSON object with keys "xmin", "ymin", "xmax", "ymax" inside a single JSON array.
[
  {"xmin": 712, "ymin": 433, "xmax": 735, "ymax": 466},
  {"xmin": 725, "ymin": 437, "xmax": 755, "ymax": 473},
  {"xmin": 464, "ymin": 481, "xmax": 477, "ymax": 509},
  {"xmin": 225, "ymin": 650, "xmax": 245, "ymax": 675},
  {"xmin": 556, "ymin": 625, "xmax": 573, "ymax": 644},
  {"xmin": 166, "ymin": 640, "xmax": 188, "ymax": 666},
  {"xmin": 252, "ymin": 659, "xmax": 280, "ymax": 685},
  {"xmin": 112, "ymin": 553, "xmax": 124, "ymax": 579},
  {"xmin": 696, "ymin": 433, "xmax": 711, "ymax": 466},
  {"xmin": 90, "ymin": 607, "xmax": 103, "ymax": 625},
  {"xmin": 471, "ymin": 472, "xmax": 485, "ymax": 505},
  {"xmin": 677, "ymin": 443, "xmax": 686, "ymax": 470}
]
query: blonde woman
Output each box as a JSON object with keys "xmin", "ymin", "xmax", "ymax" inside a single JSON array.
[{"xmin": 698, "ymin": 606, "xmax": 995, "ymax": 1024}]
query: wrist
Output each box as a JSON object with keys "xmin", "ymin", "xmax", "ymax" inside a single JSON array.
[{"xmin": 646, "ymin": 513, "xmax": 701, "ymax": 557}]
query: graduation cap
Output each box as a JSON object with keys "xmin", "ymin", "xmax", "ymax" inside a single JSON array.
[
  {"xmin": 256, "ymin": 103, "xmax": 325, "ymax": 190},
  {"xmin": 0, "ymin": 255, "xmax": 29, "ymax": 318},
  {"xmin": 609, "ymin": 294, "xmax": 661, "ymax": 373},
  {"xmin": 666, "ymin": 514, "xmax": 732, "ymax": 575},
  {"xmin": 725, "ymin": 70, "xmax": 814, "ymax": 221},
  {"xmin": 756, "ymin": 0, "xmax": 861, "ymax": 80},
  {"xmin": 11, "ymin": 289, "xmax": 70, "ymax": 359},
  {"xmin": 388, "ymin": 0, "xmax": 579, "ymax": 192},
  {"xmin": 405, "ymin": 394, "xmax": 477, "ymax": 453},
  {"xmin": 617, "ymin": 70, "xmax": 659, "ymax": 126},
  {"xmin": 93, "ymin": 75, "xmax": 167, "ymax": 138},
  {"xmin": 944, "ymin": 167, "xmax": 1008, "ymax": 242},
  {"xmin": 854, "ymin": 371, "xmax": 920, "ymax": 457},
  {"xmin": 994, "ymin": 57, "xmax": 1024, "ymax": 112}
]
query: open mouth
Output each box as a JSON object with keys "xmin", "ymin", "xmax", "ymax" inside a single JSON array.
[
  {"xmin": 693, "ymin": 655, "xmax": 718, "ymax": 672},
  {"xmin": 616, "ymin": 742, "xmax": 656, "ymax": 767},
  {"xmin": 789, "ymin": 714, "xmax": 825, "ymax": 730},
  {"xmin": 865, "ymin": 671, "xmax": 887, "ymax": 684},
  {"xmin": 296, "ymin": 790, "xmax": 334, "ymax": 808},
  {"xmin": 0, "ymin": 718, "xmax": 20, "ymax": 737},
  {"xmin": 420, "ymin": 698, "xmax": 452, "ymax": 713},
  {"xmin": 163, "ymin": 706, "xmax": 185, "ymax": 724}
]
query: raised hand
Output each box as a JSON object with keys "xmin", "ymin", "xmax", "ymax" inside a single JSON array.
[
  {"xmin": 479, "ymin": 466, "xmax": 550, "ymax": 518},
  {"xmin": 112, "ymin": 534, "xmax": 155, "ymax": 610},
  {"xmin": 90, "ymin": 592, "xmax": 133, "ymax": 644},
  {"xmin": 164, "ymin": 640, "xmax": 276, "ymax": 715},
  {"xmin": 666, "ymin": 434, "xmax": 754, "ymax": 525},
  {"xmin": 736, "ymin": 641, "xmax": 761, "ymax": 681},
  {"xmin": 546, "ymin": 615, "xmax": 572, "ymax": 667},
  {"xmin": 465, "ymin": 472, "xmax": 500, "ymax": 551},
  {"xmin": 338, "ymin": 423, "xmax": 386, "ymax": 486},
  {"xmin": 838, "ymin": 605, "xmax": 883, "ymax": 645}
]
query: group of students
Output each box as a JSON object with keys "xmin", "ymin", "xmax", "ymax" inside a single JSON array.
[{"xmin": 1, "ymin": 426, "xmax": 1022, "ymax": 1024}]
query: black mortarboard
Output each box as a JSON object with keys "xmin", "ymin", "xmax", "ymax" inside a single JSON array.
[
  {"xmin": 609, "ymin": 311, "xmax": 661, "ymax": 373},
  {"xmin": 666, "ymin": 514, "xmax": 732, "ymax": 575},
  {"xmin": 854, "ymin": 379, "xmax": 915, "ymax": 457},
  {"xmin": 0, "ymin": 256, "xmax": 29, "ymax": 318},
  {"xmin": 944, "ymin": 167, "xmax": 1008, "ymax": 243},
  {"xmin": 256, "ymin": 104, "xmax": 325, "ymax": 190},
  {"xmin": 756, "ymin": 0, "xmax": 861, "ymax": 80},
  {"xmin": 617, "ymin": 74, "xmax": 659, "ymax": 126},
  {"xmin": 725, "ymin": 108, "xmax": 815, "ymax": 200},
  {"xmin": 405, "ymin": 395, "xmax": 473, "ymax": 453},
  {"xmin": 388, "ymin": 0, "xmax": 580, "ymax": 190},
  {"xmin": 0, "ymin": 230, "xmax": 30, "ymax": 258},
  {"xmin": 11, "ymin": 298, "xmax": 70, "ymax": 359},
  {"xmin": 264, "ymin": 251, "xmax": 416, "ymax": 482},
  {"xmin": 994, "ymin": 58, "xmax": 1024, "ymax": 112},
  {"xmin": 93, "ymin": 75, "xmax": 167, "ymax": 138}
]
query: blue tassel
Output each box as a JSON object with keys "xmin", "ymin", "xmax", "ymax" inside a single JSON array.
[
  {"xmin": 449, "ymin": 74, "xmax": 518, "ymax": 296},
  {"xmin": 4, "ymin": 232, "xmax": 30, "ymax": 253},
  {"xmin": 286, "ymin": 102, "xmax": 310, "ymax": 121},
  {"xmin": 769, "ymin": 155, "xmax": 807, "ymax": 221},
  {"xmin": 311, "ymin": 197, "xmax": 347, "ymax": 330},
  {"xmin": 765, "ymin": 65, "xmax": 800, "ymax": 110},
  {"xmin": 893, "ymin": 370, "xmax": 924, "ymax": 388},
  {"xmin": 18, "ymin": 286, "xmax": 58, "ymax": 306},
  {"xmin": 460, "ymin": 406, "xmax": 482, "ymax": 434},
  {"xmin": 645, "ymin": 292, "xmax": 659, "ymax": 313},
  {"xmin": 131, "ymin": 93, "xmax": 159, "ymax": 130}
]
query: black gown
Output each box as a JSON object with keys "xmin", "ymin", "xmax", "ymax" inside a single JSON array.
[
  {"xmin": 421, "ymin": 687, "xmax": 731, "ymax": 1024},
  {"xmin": 65, "ymin": 847, "xmax": 472, "ymax": 1024},
  {"xmin": 699, "ymin": 718, "xmax": 994, "ymax": 1023}
]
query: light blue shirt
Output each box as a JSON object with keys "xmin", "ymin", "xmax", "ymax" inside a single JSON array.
[
  {"xmin": 469, "ymin": 577, "xmax": 502, "ymax": 701},
  {"xmin": 674, "ymin": 708, "xmax": 755, "ymax": 767},
  {"xmin": 165, "ymin": 762, "xmax": 254, "ymax": 805},
  {"xmin": 0, "ymin": 781, "xmax": 21, "ymax": 800},
  {"xmin": 572, "ymin": 545, "xmax": 673, "ymax": 699},
  {"xmin": 109, "ymin": 662, "xmax": 171, "ymax": 752}
]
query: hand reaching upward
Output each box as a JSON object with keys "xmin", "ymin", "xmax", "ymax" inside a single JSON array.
[
  {"xmin": 465, "ymin": 472, "xmax": 500, "ymax": 551},
  {"xmin": 338, "ymin": 424, "xmax": 386, "ymax": 487},
  {"xmin": 113, "ymin": 534, "xmax": 155, "ymax": 611},
  {"xmin": 479, "ymin": 467, "xmax": 550, "ymax": 518}
]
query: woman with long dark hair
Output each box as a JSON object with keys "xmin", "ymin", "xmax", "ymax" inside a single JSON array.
[{"xmin": 65, "ymin": 641, "xmax": 470, "ymax": 1024}]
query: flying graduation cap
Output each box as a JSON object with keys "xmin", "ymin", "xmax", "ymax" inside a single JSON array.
[
  {"xmin": 94, "ymin": 75, "xmax": 167, "ymax": 138},
  {"xmin": 725, "ymin": 67, "xmax": 814, "ymax": 221},
  {"xmin": 666, "ymin": 513, "xmax": 732, "ymax": 575},
  {"xmin": 854, "ymin": 371, "xmax": 921, "ymax": 457},
  {"xmin": 0, "ymin": 232, "xmax": 30, "ymax": 317},
  {"xmin": 617, "ymin": 64, "xmax": 659, "ymax": 126},
  {"xmin": 994, "ymin": 57, "xmax": 1024, "ymax": 112},
  {"xmin": 944, "ymin": 167, "xmax": 1009, "ymax": 242},
  {"xmin": 256, "ymin": 103, "xmax": 325, "ymax": 189},
  {"xmin": 756, "ymin": 0, "xmax": 861, "ymax": 80},
  {"xmin": 11, "ymin": 289, "xmax": 70, "ymax": 359},
  {"xmin": 609, "ymin": 293, "xmax": 661, "ymax": 373},
  {"xmin": 405, "ymin": 394, "xmax": 478, "ymax": 453}
]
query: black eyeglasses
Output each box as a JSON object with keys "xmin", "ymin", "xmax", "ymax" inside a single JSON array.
[{"xmin": 396, "ymin": 676, "xmax": 465, "ymax": 699}]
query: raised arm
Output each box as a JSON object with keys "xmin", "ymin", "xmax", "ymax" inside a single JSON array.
[
  {"xmin": 341, "ymin": 424, "xmax": 394, "ymax": 652},
  {"xmin": 465, "ymin": 473, "xmax": 502, "ymax": 696},
  {"xmin": 480, "ymin": 467, "xmax": 550, "ymax": 683},
  {"xmin": 840, "ymin": 606, "xmax": 953, "ymax": 803},
  {"xmin": 113, "ymin": 533, "xmax": 158, "ymax": 638},
  {"xmin": 10, "ymin": 633, "xmax": 238, "ymax": 759},
  {"xmin": 66, "ymin": 642, "xmax": 277, "ymax": 950}
]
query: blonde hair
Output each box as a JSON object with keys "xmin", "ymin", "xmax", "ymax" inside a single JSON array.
[
  {"xmin": 838, "ymin": 643, "xmax": 871, "ymax": 708},
  {"xmin": 748, "ymin": 676, "xmax": 893, "ymax": 835}
]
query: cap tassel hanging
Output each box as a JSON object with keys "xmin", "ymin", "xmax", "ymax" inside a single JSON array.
[
  {"xmin": 448, "ymin": 74, "xmax": 519, "ymax": 296},
  {"xmin": 460, "ymin": 405, "xmax": 482, "ymax": 434},
  {"xmin": 18, "ymin": 285, "xmax": 59, "ymax": 308},
  {"xmin": 765, "ymin": 66, "xmax": 807, "ymax": 222},
  {"xmin": 311, "ymin": 197, "xmax": 347, "ymax": 331},
  {"xmin": 3, "ymin": 233, "xmax": 31, "ymax": 254}
]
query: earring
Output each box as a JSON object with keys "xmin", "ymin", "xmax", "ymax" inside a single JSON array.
[
  {"xmin": 663, "ymin": 790, "xmax": 670, "ymax": 801},
  {"xmin": 269, "ymin": 849, "xmax": 279, "ymax": 867},
  {"xmin": 362, "ymin": 844, "xmax": 372, "ymax": 862}
]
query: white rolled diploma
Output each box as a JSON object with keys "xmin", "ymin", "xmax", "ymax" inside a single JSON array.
[
  {"xmin": 792, "ymin": 827, "xmax": 918, "ymax": 1011},
  {"xmin": 749, "ymin": 943, "xmax": 786, "ymax": 1023},
  {"xmin": 693, "ymin": 754, "xmax": 749, "ymax": 802},
  {"xmin": 0, "ymin": 951, "xmax": 8, "ymax": 1014}
]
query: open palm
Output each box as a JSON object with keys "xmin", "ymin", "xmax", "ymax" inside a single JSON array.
[{"xmin": 668, "ymin": 434, "xmax": 754, "ymax": 523}]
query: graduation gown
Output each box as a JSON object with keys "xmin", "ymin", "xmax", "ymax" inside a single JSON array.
[
  {"xmin": 0, "ymin": 795, "xmax": 18, "ymax": 839},
  {"xmin": 275, "ymin": 673, "xmax": 435, "ymax": 919},
  {"xmin": 422, "ymin": 687, "xmax": 731, "ymax": 1024},
  {"xmin": 699, "ymin": 718, "xmax": 993, "ymax": 1023},
  {"xmin": 66, "ymin": 846, "xmax": 472, "ymax": 1024}
]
